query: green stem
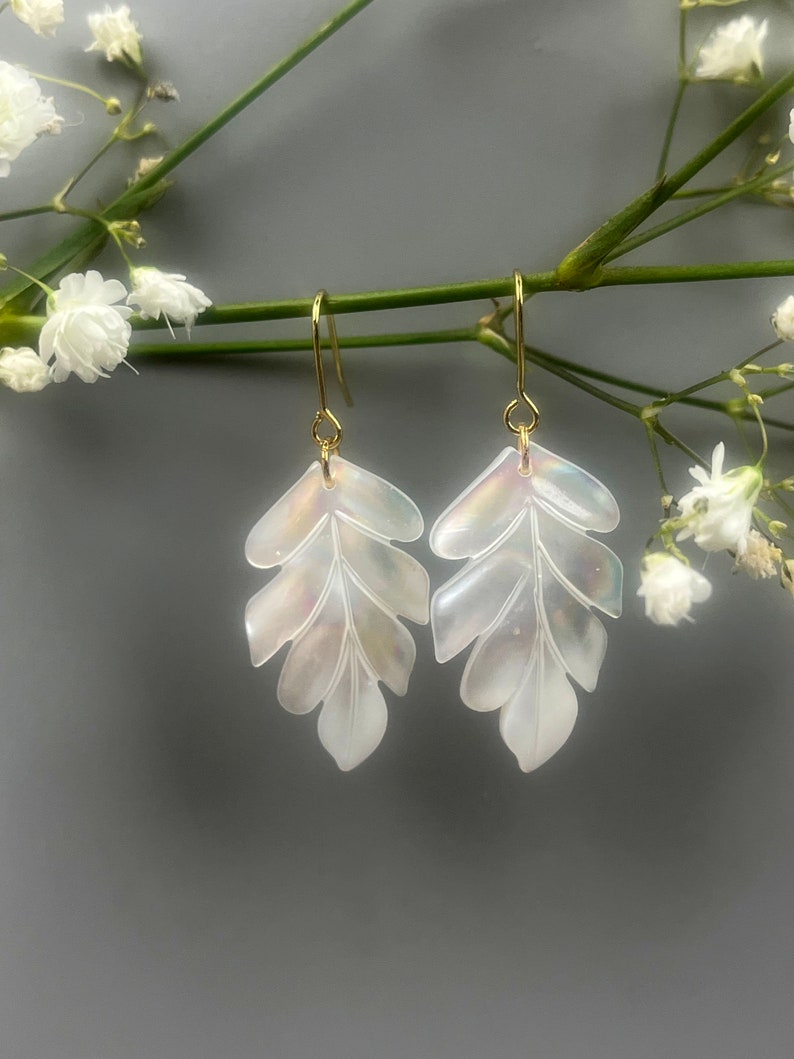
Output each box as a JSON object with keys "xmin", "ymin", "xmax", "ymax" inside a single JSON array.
[
  {"xmin": 645, "ymin": 420, "xmax": 672, "ymax": 497},
  {"xmin": 93, "ymin": 330, "xmax": 794, "ymax": 430},
  {"xmin": 0, "ymin": 0, "xmax": 376, "ymax": 309},
  {"xmin": 479, "ymin": 330, "xmax": 708, "ymax": 467},
  {"xmin": 607, "ymin": 161, "xmax": 794, "ymax": 262},
  {"xmin": 131, "ymin": 273, "xmax": 560, "ymax": 327},
  {"xmin": 600, "ymin": 261, "xmax": 794, "ymax": 286},
  {"xmin": 657, "ymin": 79, "xmax": 688, "ymax": 181},
  {"xmin": 26, "ymin": 72, "xmax": 115, "ymax": 109},
  {"xmin": 125, "ymin": 259, "xmax": 794, "ymax": 334},
  {"xmin": 758, "ymin": 379, "xmax": 794, "ymax": 399},
  {"xmin": 128, "ymin": 328, "xmax": 477, "ymax": 356},
  {"xmin": 645, "ymin": 340, "xmax": 784, "ymax": 410},
  {"xmin": 655, "ymin": 8, "xmax": 689, "ymax": 180},
  {"xmin": 653, "ymin": 422, "xmax": 706, "ymax": 468},
  {"xmin": 112, "ymin": 0, "xmax": 377, "ymax": 206},
  {"xmin": 59, "ymin": 87, "xmax": 148, "ymax": 201},
  {"xmin": 60, "ymin": 139, "xmax": 118, "ymax": 201},
  {"xmin": 477, "ymin": 327, "xmax": 642, "ymax": 417},
  {"xmin": 0, "ymin": 204, "xmax": 57, "ymax": 223},
  {"xmin": 662, "ymin": 67, "xmax": 794, "ymax": 200},
  {"xmin": 671, "ymin": 186, "xmax": 735, "ymax": 199}
]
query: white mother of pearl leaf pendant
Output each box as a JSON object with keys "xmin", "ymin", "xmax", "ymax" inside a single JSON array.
[
  {"xmin": 430, "ymin": 443, "xmax": 622, "ymax": 772},
  {"xmin": 245, "ymin": 454, "xmax": 429, "ymax": 771}
]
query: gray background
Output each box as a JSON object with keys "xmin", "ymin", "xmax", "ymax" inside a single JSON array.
[{"xmin": 2, "ymin": 1, "xmax": 794, "ymax": 1056}]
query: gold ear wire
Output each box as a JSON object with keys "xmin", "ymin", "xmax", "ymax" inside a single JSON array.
[
  {"xmin": 310, "ymin": 290, "xmax": 353, "ymax": 486},
  {"xmin": 502, "ymin": 269, "xmax": 541, "ymax": 475}
]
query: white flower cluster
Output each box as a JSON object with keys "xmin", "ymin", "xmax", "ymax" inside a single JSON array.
[
  {"xmin": 10, "ymin": 0, "xmax": 64, "ymax": 38},
  {"xmin": 772, "ymin": 295, "xmax": 794, "ymax": 342},
  {"xmin": 639, "ymin": 443, "xmax": 767, "ymax": 627},
  {"xmin": 9, "ymin": 0, "xmax": 143, "ymax": 61},
  {"xmin": 0, "ymin": 269, "xmax": 211, "ymax": 392},
  {"xmin": 86, "ymin": 5, "xmax": 143, "ymax": 65},
  {"xmin": 0, "ymin": 62, "xmax": 62, "ymax": 178},
  {"xmin": 694, "ymin": 15, "xmax": 768, "ymax": 84}
]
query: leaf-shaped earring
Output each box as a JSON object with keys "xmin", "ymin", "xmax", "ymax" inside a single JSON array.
[
  {"xmin": 244, "ymin": 291, "xmax": 429, "ymax": 770},
  {"xmin": 430, "ymin": 271, "xmax": 623, "ymax": 772}
]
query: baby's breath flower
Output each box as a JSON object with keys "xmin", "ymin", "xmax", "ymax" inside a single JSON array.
[
  {"xmin": 734, "ymin": 529, "xmax": 781, "ymax": 579},
  {"xmin": 130, "ymin": 155, "xmax": 163, "ymax": 183},
  {"xmin": 789, "ymin": 108, "xmax": 794, "ymax": 147},
  {"xmin": 677, "ymin": 442, "xmax": 762, "ymax": 553},
  {"xmin": 39, "ymin": 270, "xmax": 133, "ymax": 383},
  {"xmin": 0, "ymin": 346, "xmax": 50, "ymax": 392},
  {"xmin": 0, "ymin": 62, "xmax": 62, "ymax": 178},
  {"xmin": 772, "ymin": 295, "xmax": 794, "ymax": 341},
  {"xmin": 86, "ymin": 5, "xmax": 143, "ymax": 65},
  {"xmin": 638, "ymin": 553, "xmax": 712, "ymax": 626},
  {"xmin": 11, "ymin": 0, "xmax": 64, "ymax": 37},
  {"xmin": 694, "ymin": 16, "xmax": 767, "ymax": 83},
  {"xmin": 127, "ymin": 267, "xmax": 211, "ymax": 335}
]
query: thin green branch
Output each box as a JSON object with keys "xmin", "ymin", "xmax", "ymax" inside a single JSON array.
[
  {"xmin": 607, "ymin": 161, "xmax": 794, "ymax": 262},
  {"xmin": 477, "ymin": 327, "xmax": 642, "ymax": 417},
  {"xmin": 0, "ymin": 204, "xmax": 57, "ymax": 224},
  {"xmin": 645, "ymin": 420, "xmax": 672, "ymax": 496},
  {"xmin": 0, "ymin": 0, "xmax": 377, "ymax": 309},
  {"xmin": 130, "ymin": 273, "xmax": 560, "ymax": 328},
  {"xmin": 655, "ymin": 8, "xmax": 689, "ymax": 180},
  {"xmin": 758, "ymin": 379, "xmax": 794, "ymax": 400},
  {"xmin": 25, "ymin": 71, "xmax": 117, "ymax": 110},
  {"xmin": 125, "ymin": 259, "xmax": 794, "ymax": 334},
  {"xmin": 657, "ymin": 79, "xmax": 688, "ymax": 182},
  {"xmin": 113, "ymin": 0, "xmax": 377, "ymax": 205},
  {"xmin": 662, "ymin": 67, "xmax": 794, "ymax": 200},
  {"xmin": 643, "ymin": 339, "xmax": 784, "ymax": 411},
  {"xmin": 128, "ymin": 328, "xmax": 477, "ymax": 356},
  {"xmin": 477, "ymin": 328, "xmax": 719, "ymax": 466},
  {"xmin": 600, "ymin": 261, "xmax": 794, "ymax": 286},
  {"xmin": 671, "ymin": 186, "xmax": 735, "ymax": 199}
]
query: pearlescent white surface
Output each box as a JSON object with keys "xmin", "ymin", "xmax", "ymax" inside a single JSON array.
[
  {"xmin": 430, "ymin": 444, "xmax": 622, "ymax": 772},
  {"xmin": 246, "ymin": 454, "xmax": 429, "ymax": 770}
]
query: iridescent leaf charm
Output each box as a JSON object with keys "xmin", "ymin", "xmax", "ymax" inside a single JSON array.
[
  {"xmin": 245, "ymin": 454, "xmax": 429, "ymax": 771},
  {"xmin": 430, "ymin": 443, "xmax": 622, "ymax": 772}
]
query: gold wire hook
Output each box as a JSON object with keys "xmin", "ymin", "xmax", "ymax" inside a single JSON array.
[
  {"xmin": 310, "ymin": 290, "xmax": 352, "ymax": 487},
  {"xmin": 503, "ymin": 270, "xmax": 540, "ymax": 475}
]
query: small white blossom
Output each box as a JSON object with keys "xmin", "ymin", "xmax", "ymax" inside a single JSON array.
[
  {"xmin": 694, "ymin": 16, "xmax": 767, "ymax": 83},
  {"xmin": 0, "ymin": 346, "xmax": 50, "ymax": 392},
  {"xmin": 638, "ymin": 553, "xmax": 712, "ymax": 626},
  {"xmin": 86, "ymin": 5, "xmax": 143, "ymax": 65},
  {"xmin": 0, "ymin": 62, "xmax": 62, "ymax": 179},
  {"xmin": 39, "ymin": 271, "xmax": 133, "ymax": 383},
  {"xmin": 733, "ymin": 528, "xmax": 781, "ymax": 579},
  {"xmin": 127, "ymin": 267, "xmax": 211, "ymax": 335},
  {"xmin": 677, "ymin": 442, "xmax": 762, "ymax": 553},
  {"xmin": 130, "ymin": 155, "xmax": 163, "ymax": 183},
  {"xmin": 772, "ymin": 295, "xmax": 794, "ymax": 341},
  {"xmin": 789, "ymin": 108, "xmax": 794, "ymax": 146},
  {"xmin": 10, "ymin": 0, "xmax": 64, "ymax": 37}
]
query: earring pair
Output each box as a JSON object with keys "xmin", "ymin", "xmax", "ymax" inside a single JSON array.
[{"xmin": 244, "ymin": 275, "xmax": 623, "ymax": 773}]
